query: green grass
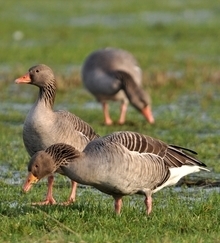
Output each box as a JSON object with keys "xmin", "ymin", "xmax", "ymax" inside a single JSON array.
[
  {"xmin": 0, "ymin": 185, "xmax": 220, "ymax": 242},
  {"xmin": 1, "ymin": 0, "xmax": 220, "ymax": 242}
]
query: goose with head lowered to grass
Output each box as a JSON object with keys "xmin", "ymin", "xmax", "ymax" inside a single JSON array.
[
  {"xmin": 15, "ymin": 64, "xmax": 99, "ymax": 205},
  {"xmin": 23, "ymin": 131, "xmax": 209, "ymax": 215},
  {"xmin": 82, "ymin": 48, "xmax": 155, "ymax": 125}
]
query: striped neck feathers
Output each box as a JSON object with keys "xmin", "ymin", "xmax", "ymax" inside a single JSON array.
[
  {"xmin": 39, "ymin": 78, "xmax": 56, "ymax": 107},
  {"xmin": 45, "ymin": 143, "xmax": 81, "ymax": 168}
]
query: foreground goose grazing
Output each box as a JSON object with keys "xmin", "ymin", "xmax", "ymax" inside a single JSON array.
[
  {"xmin": 15, "ymin": 64, "xmax": 99, "ymax": 205},
  {"xmin": 23, "ymin": 131, "xmax": 209, "ymax": 215},
  {"xmin": 82, "ymin": 48, "xmax": 155, "ymax": 125}
]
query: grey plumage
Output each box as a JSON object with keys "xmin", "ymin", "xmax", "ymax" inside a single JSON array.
[
  {"xmin": 24, "ymin": 131, "xmax": 209, "ymax": 214},
  {"xmin": 16, "ymin": 64, "xmax": 99, "ymax": 204},
  {"xmin": 82, "ymin": 48, "xmax": 155, "ymax": 125}
]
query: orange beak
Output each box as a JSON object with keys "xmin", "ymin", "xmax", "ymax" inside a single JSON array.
[
  {"xmin": 142, "ymin": 106, "xmax": 155, "ymax": 124},
  {"xmin": 23, "ymin": 172, "xmax": 39, "ymax": 192},
  {"xmin": 15, "ymin": 73, "xmax": 31, "ymax": 84}
]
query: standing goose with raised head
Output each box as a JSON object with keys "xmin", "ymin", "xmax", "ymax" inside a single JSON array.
[
  {"xmin": 82, "ymin": 48, "xmax": 155, "ymax": 125},
  {"xmin": 23, "ymin": 131, "xmax": 209, "ymax": 215},
  {"xmin": 15, "ymin": 64, "xmax": 99, "ymax": 205}
]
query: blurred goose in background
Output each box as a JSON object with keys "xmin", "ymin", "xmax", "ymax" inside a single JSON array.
[
  {"xmin": 15, "ymin": 64, "xmax": 99, "ymax": 205},
  {"xmin": 82, "ymin": 48, "xmax": 155, "ymax": 125},
  {"xmin": 23, "ymin": 131, "xmax": 209, "ymax": 215}
]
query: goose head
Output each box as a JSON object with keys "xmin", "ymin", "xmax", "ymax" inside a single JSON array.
[
  {"xmin": 22, "ymin": 150, "xmax": 57, "ymax": 192},
  {"xmin": 22, "ymin": 143, "xmax": 80, "ymax": 192},
  {"xmin": 15, "ymin": 64, "xmax": 55, "ymax": 88}
]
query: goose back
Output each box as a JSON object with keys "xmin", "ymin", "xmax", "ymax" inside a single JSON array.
[
  {"xmin": 101, "ymin": 131, "xmax": 206, "ymax": 168},
  {"xmin": 82, "ymin": 48, "xmax": 142, "ymax": 99}
]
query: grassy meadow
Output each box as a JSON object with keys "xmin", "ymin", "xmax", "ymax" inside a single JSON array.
[{"xmin": 0, "ymin": 0, "xmax": 220, "ymax": 242}]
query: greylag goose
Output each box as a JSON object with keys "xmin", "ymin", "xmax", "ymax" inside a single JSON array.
[
  {"xmin": 23, "ymin": 131, "xmax": 209, "ymax": 215},
  {"xmin": 82, "ymin": 48, "xmax": 155, "ymax": 125},
  {"xmin": 15, "ymin": 64, "xmax": 99, "ymax": 205}
]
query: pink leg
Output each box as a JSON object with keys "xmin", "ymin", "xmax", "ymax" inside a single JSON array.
[
  {"xmin": 102, "ymin": 102, "xmax": 113, "ymax": 125},
  {"xmin": 118, "ymin": 102, "xmax": 127, "ymax": 125},
  {"xmin": 61, "ymin": 180, "xmax": 77, "ymax": 205},
  {"xmin": 113, "ymin": 196, "xmax": 123, "ymax": 214},
  {"xmin": 144, "ymin": 195, "xmax": 152, "ymax": 215},
  {"xmin": 32, "ymin": 175, "xmax": 56, "ymax": 205}
]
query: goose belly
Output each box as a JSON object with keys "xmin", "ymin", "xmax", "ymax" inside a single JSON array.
[{"xmin": 78, "ymin": 151, "xmax": 159, "ymax": 196}]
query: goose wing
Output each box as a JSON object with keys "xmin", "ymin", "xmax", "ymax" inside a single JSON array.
[
  {"xmin": 55, "ymin": 111, "xmax": 99, "ymax": 141},
  {"xmin": 104, "ymin": 131, "xmax": 207, "ymax": 169}
]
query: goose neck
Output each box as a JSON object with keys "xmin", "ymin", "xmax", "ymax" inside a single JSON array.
[{"xmin": 38, "ymin": 82, "xmax": 56, "ymax": 108}]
